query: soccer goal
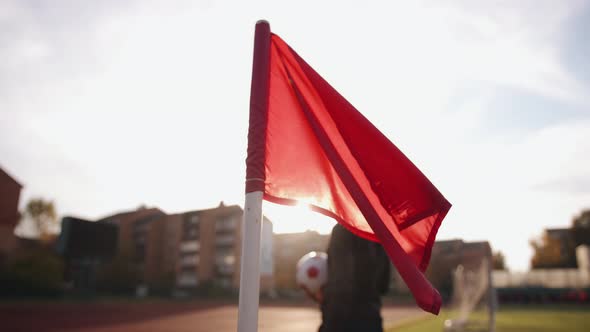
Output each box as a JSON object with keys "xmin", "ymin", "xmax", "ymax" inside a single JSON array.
[{"xmin": 443, "ymin": 258, "xmax": 497, "ymax": 332}]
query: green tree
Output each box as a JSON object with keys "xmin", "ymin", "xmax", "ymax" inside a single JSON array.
[
  {"xmin": 530, "ymin": 232, "xmax": 577, "ymax": 269},
  {"xmin": 150, "ymin": 271, "xmax": 176, "ymax": 296},
  {"xmin": 572, "ymin": 209, "xmax": 590, "ymax": 247},
  {"xmin": 530, "ymin": 209, "xmax": 590, "ymax": 269},
  {"xmin": 492, "ymin": 251, "xmax": 507, "ymax": 270},
  {"xmin": 96, "ymin": 250, "xmax": 140, "ymax": 295},
  {"xmin": 0, "ymin": 248, "xmax": 64, "ymax": 297},
  {"xmin": 24, "ymin": 198, "xmax": 59, "ymax": 242}
]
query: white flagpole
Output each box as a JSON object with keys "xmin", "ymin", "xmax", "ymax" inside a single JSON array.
[
  {"xmin": 238, "ymin": 20, "xmax": 270, "ymax": 332},
  {"xmin": 237, "ymin": 191, "xmax": 263, "ymax": 332}
]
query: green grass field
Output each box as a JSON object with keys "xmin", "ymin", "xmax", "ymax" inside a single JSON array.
[{"xmin": 388, "ymin": 305, "xmax": 590, "ymax": 332}]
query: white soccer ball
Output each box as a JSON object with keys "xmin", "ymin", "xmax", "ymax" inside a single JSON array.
[{"xmin": 296, "ymin": 251, "xmax": 328, "ymax": 294}]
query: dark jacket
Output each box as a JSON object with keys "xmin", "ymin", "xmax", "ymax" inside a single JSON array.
[{"xmin": 320, "ymin": 224, "xmax": 391, "ymax": 332}]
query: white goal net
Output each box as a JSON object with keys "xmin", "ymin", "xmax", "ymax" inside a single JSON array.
[{"xmin": 443, "ymin": 259, "xmax": 497, "ymax": 332}]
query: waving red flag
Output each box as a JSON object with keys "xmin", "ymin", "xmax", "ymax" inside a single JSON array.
[{"xmin": 245, "ymin": 26, "xmax": 451, "ymax": 314}]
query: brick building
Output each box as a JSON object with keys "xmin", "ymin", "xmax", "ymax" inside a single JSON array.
[
  {"xmin": 0, "ymin": 167, "xmax": 22, "ymax": 260},
  {"xmin": 176, "ymin": 204, "xmax": 244, "ymax": 289},
  {"xmin": 176, "ymin": 204, "xmax": 274, "ymax": 292},
  {"xmin": 98, "ymin": 207, "xmax": 169, "ymax": 286},
  {"xmin": 430, "ymin": 239, "xmax": 492, "ymax": 271},
  {"xmin": 545, "ymin": 228, "xmax": 576, "ymax": 266},
  {"xmin": 99, "ymin": 203, "xmax": 273, "ymax": 293},
  {"xmin": 392, "ymin": 239, "xmax": 492, "ymax": 298}
]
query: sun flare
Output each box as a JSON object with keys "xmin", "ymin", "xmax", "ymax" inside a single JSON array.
[{"xmin": 263, "ymin": 200, "xmax": 336, "ymax": 235}]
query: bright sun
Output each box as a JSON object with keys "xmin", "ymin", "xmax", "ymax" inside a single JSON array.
[{"xmin": 263, "ymin": 201, "xmax": 336, "ymax": 235}]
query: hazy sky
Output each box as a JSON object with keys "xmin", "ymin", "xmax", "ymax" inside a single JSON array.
[{"xmin": 1, "ymin": 0, "xmax": 589, "ymax": 270}]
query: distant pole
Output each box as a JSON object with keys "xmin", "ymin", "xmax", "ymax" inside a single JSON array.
[{"xmin": 238, "ymin": 20, "xmax": 271, "ymax": 332}]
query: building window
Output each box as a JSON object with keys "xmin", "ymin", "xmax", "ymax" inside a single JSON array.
[
  {"xmin": 216, "ymin": 277, "xmax": 232, "ymax": 288},
  {"xmin": 177, "ymin": 273, "xmax": 198, "ymax": 287},
  {"xmin": 215, "ymin": 249, "xmax": 235, "ymax": 276},
  {"xmin": 188, "ymin": 228, "xmax": 197, "ymax": 238},
  {"xmin": 180, "ymin": 240, "xmax": 200, "ymax": 253},
  {"xmin": 216, "ymin": 234, "xmax": 234, "ymax": 246},
  {"xmin": 216, "ymin": 216, "xmax": 236, "ymax": 232},
  {"xmin": 180, "ymin": 253, "xmax": 199, "ymax": 267}
]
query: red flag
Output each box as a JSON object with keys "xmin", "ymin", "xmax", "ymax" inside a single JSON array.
[{"xmin": 246, "ymin": 27, "xmax": 451, "ymax": 315}]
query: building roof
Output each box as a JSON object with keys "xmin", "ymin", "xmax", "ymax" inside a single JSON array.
[
  {"xmin": 546, "ymin": 228, "xmax": 571, "ymax": 237},
  {"xmin": 432, "ymin": 239, "xmax": 492, "ymax": 261},
  {"xmin": 181, "ymin": 202, "xmax": 243, "ymax": 215},
  {"xmin": 432, "ymin": 239, "xmax": 464, "ymax": 252},
  {"xmin": 0, "ymin": 166, "xmax": 22, "ymax": 188},
  {"xmin": 463, "ymin": 241, "xmax": 491, "ymax": 251},
  {"xmin": 462, "ymin": 241, "xmax": 492, "ymax": 259},
  {"xmin": 96, "ymin": 207, "xmax": 166, "ymax": 223},
  {"xmin": 434, "ymin": 239, "xmax": 464, "ymax": 246},
  {"xmin": 181, "ymin": 203, "xmax": 274, "ymax": 221},
  {"xmin": 95, "ymin": 202, "xmax": 272, "ymax": 227}
]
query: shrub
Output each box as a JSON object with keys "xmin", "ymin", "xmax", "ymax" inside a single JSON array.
[
  {"xmin": 0, "ymin": 249, "xmax": 64, "ymax": 297},
  {"xmin": 96, "ymin": 254, "xmax": 141, "ymax": 295}
]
